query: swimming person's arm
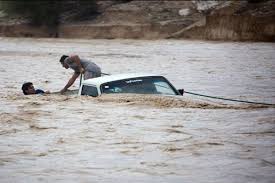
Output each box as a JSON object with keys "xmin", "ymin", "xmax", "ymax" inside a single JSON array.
[
  {"xmin": 36, "ymin": 89, "xmax": 50, "ymax": 95},
  {"xmin": 60, "ymin": 72, "xmax": 80, "ymax": 94}
]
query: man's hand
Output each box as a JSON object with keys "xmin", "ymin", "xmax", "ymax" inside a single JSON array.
[
  {"xmin": 61, "ymin": 72, "xmax": 79, "ymax": 95},
  {"xmin": 60, "ymin": 88, "xmax": 67, "ymax": 95},
  {"xmin": 45, "ymin": 90, "xmax": 51, "ymax": 94},
  {"xmin": 80, "ymin": 67, "xmax": 85, "ymax": 74}
]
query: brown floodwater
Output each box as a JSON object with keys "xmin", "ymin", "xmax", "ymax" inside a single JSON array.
[{"xmin": 0, "ymin": 37, "xmax": 275, "ymax": 183}]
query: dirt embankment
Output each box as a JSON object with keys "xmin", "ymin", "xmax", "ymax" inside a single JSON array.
[
  {"xmin": 0, "ymin": 0, "xmax": 274, "ymax": 41},
  {"xmin": 169, "ymin": 1, "xmax": 275, "ymax": 41}
]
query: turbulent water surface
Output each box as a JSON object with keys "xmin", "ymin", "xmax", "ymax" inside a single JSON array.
[{"xmin": 0, "ymin": 37, "xmax": 275, "ymax": 183}]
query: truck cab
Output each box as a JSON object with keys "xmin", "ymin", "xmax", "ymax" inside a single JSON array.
[{"xmin": 79, "ymin": 73, "xmax": 182, "ymax": 97}]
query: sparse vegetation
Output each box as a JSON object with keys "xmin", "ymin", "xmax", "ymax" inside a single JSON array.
[
  {"xmin": 247, "ymin": 0, "xmax": 267, "ymax": 3},
  {"xmin": 0, "ymin": 0, "xmax": 99, "ymax": 26}
]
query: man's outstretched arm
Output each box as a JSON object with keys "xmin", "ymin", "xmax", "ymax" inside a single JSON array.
[{"xmin": 60, "ymin": 72, "xmax": 80, "ymax": 94}]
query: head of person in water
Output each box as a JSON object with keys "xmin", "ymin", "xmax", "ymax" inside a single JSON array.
[{"xmin": 21, "ymin": 82, "xmax": 36, "ymax": 95}]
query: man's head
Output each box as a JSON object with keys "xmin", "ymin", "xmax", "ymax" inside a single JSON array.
[
  {"xmin": 22, "ymin": 82, "xmax": 36, "ymax": 95},
  {"xmin": 60, "ymin": 55, "xmax": 69, "ymax": 69}
]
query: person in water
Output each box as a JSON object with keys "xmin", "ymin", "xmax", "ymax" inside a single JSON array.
[
  {"xmin": 59, "ymin": 55, "xmax": 101, "ymax": 94},
  {"xmin": 21, "ymin": 82, "xmax": 50, "ymax": 95}
]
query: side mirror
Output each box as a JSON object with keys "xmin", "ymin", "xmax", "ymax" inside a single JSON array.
[{"xmin": 178, "ymin": 89, "xmax": 184, "ymax": 95}]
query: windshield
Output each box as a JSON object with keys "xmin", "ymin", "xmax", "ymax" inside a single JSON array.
[
  {"xmin": 100, "ymin": 76, "xmax": 179, "ymax": 95},
  {"xmin": 81, "ymin": 85, "xmax": 98, "ymax": 97}
]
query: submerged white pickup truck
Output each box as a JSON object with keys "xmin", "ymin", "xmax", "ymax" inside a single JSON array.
[
  {"xmin": 76, "ymin": 73, "xmax": 275, "ymax": 106},
  {"xmin": 78, "ymin": 73, "xmax": 184, "ymax": 97}
]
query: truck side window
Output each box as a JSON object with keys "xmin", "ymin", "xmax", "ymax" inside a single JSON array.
[{"xmin": 81, "ymin": 85, "xmax": 98, "ymax": 97}]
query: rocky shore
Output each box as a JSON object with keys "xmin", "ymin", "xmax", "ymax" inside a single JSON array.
[{"xmin": 0, "ymin": 0, "xmax": 274, "ymax": 41}]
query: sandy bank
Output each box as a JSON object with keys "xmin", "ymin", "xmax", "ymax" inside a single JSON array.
[
  {"xmin": 0, "ymin": 1, "xmax": 274, "ymax": 41},
  {"xmin": 1, "ymin": 15, "xmax": 274, "ymax": 41}
]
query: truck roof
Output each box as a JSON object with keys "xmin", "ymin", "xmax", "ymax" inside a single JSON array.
[{"xmin": 82, "ymin": 73, "xmax": 160, "ymax": 86}]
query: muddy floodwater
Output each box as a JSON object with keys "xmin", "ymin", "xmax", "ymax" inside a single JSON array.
[{"xmin": 0, "ymin": 37, "xmax": 275, "ymax": 183}]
